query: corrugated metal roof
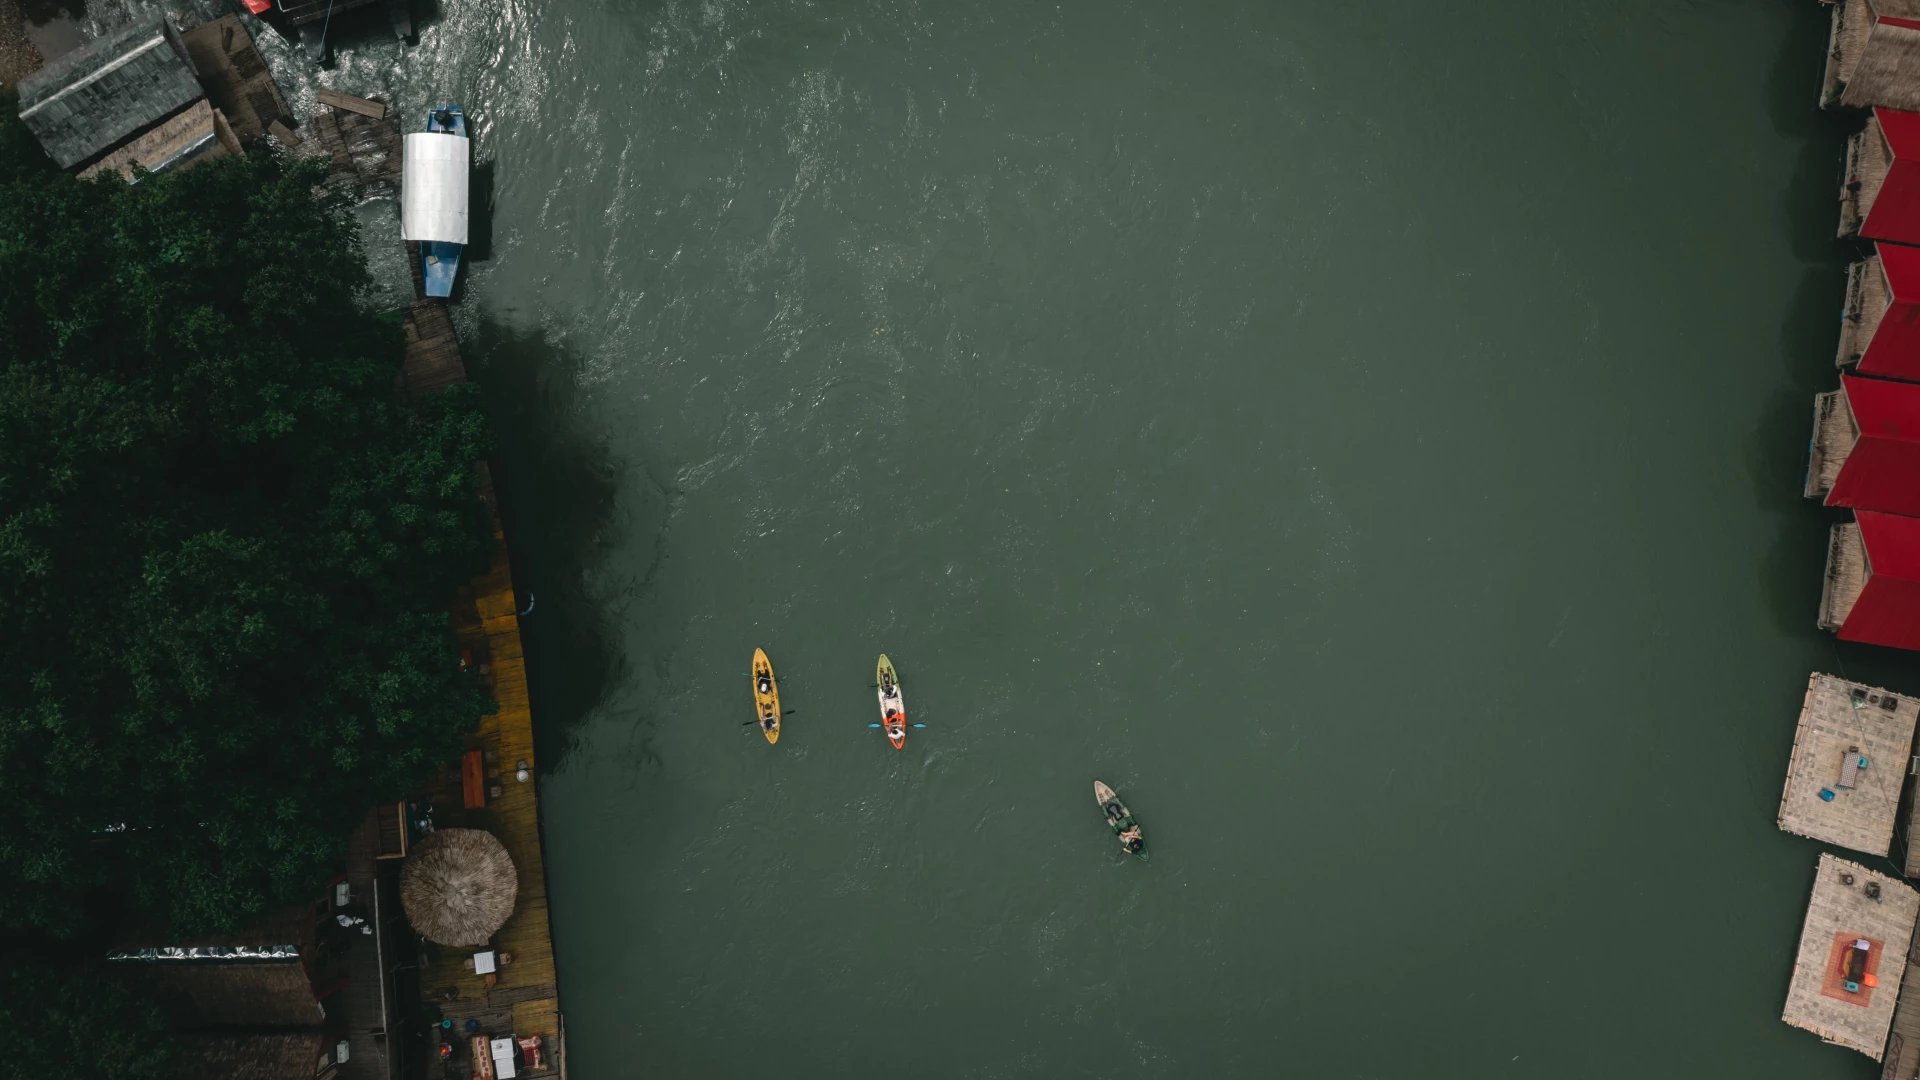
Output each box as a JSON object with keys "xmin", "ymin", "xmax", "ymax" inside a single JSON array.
[{"xmin": 15, "ymin": 18, "xmax": 205, "ymax": 169}]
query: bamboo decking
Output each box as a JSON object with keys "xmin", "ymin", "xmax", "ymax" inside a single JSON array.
[
  {"xmin": 1822, "ymin": 521, "xmax": 1871, "ymax": 632},
  {"xmin": 1843, "ymin": 117, "xmax": 1893, "ymax": 240},
  {"xmin": 400, "ymin": 308, "xmax": 566, "ymax": 1077},
  {"xmin": 1839, "ymin": 253, "xmax": 1891, "ymax": 369},
  {"xmin": 179, "ymin": 17, "xmax": 287, "ymax": 144},
  {"xmin": 1783, "ymin": 853, "xmax": 1920, "ymax": 1059},
  {"xmin": 1777, "ymin": 674, "xmax": 1917, "ymax": 857},
  {"xmin": 311, "ymin": 95, "xmax": 403, "ymax": 193},
  {"xmin": 1809, "ymin": 389, "xmax": 1859, "ymax": 501}
]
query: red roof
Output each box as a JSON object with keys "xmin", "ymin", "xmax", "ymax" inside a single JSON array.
[
  {"xmin": 1879, "ymin": 108, "xmax": 1920, "ymax": 160},
  {"xmin": 1859, "ymin": 510, "xmax": 1920, "ymax": 581},
  {"xmin": 1829, "ymin": 376, "xmax": 1920, "ymax": 516},
  {"xmin": 1881, "ymin": 242, "xmax": 1920, "ymax": 300},
  {"xmin": 1840, "ymin": 511, "xmax": 1920, "ymax": 651}
]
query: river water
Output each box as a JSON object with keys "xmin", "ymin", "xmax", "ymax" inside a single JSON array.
[{"xmin": 170, "ymin": 0, "xmax": 1909, "ymax": 1073}]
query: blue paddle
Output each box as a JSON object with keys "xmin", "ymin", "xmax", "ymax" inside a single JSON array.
[{"xmin": 868, "ymin": 723, "xmax": 927, "ymax": 729}]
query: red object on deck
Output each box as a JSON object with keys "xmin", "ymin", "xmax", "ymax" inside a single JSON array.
[
  {"xmin": 240, "ymin": 0, "xmax": 271, "ymax": 12},
  {"xmin": 1857, "ymin": 243, "xmax": 1920, "ymax": 381},
  {"xmin": 1840, "ymin": 510, "xmax": 1920, "ymax": 651},
  {"xmin": 461, "ymin": 749, "xmax": 485, "ymax": 809},
  {"xmin": 1827, "ymin": 375, "xmax": 1920, "ymax": 517},
  {"xmin": 1864, "ymin": 109, "xmax": 1920, "ymax": 246}
]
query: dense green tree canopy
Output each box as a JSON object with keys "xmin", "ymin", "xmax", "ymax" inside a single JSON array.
[{"xmin": 0, "ymin": 140, "xmax": 495, "ymax": 935}]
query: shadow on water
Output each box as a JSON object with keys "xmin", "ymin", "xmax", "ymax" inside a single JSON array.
[{"xmin": 469, "ymin": 318, "xmax": 624, "ymax": 770}]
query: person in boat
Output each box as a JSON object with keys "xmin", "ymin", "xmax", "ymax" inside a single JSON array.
[
  {"xmin": 434, "ymin": 108, "xmax": 454, "ymax": 130},
  {"xmin": 756, "ymin": 670, "xmax": 772, "ymax": 695},
  {"xmin": 761, "ymin": 708, "xmax": 777, "ymax": 732},
  {"xmin": 1118, "ymin": 824, "xmax": 1143, "ymax": 852},
  {"xmin": 884, "ymin": 707, "xmax": 905, "ymax": 734},
  {"xmin": 881, "ymin": 672, "xmax": 897, "ymax": 699}
]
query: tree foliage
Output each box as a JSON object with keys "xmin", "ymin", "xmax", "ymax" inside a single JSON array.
[
  {"xmin": 0, "ymin": 949, "xmax": 172, "ymax": 1080},
  {"xmin": 0, "ymin": 142, "xmax": 495, "ymax": 935}
]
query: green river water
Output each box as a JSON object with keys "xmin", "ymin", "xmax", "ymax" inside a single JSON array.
[{"xmin": 188, "ymin": 0, "xmax": 1919, "ymax": 1073}]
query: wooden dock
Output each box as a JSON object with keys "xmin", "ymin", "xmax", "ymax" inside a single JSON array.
[
  {"xmin": 1777, "ymin": 673, "xmax": 1917, "ymax": 857},
  {"xmin": 179, "ymin": 16, "xmax": 287, "ymax": 144},
  {"xmin": 1783, "ymin": 853, "xmax": 1920, "ymax": 1059},
  {"xmin": 400, "ymin": 309, "xmax": 567, "ymax": 1078},
  {"xmin": 310, "ymin": 94, "xmax": 403, "ymax": 193}
]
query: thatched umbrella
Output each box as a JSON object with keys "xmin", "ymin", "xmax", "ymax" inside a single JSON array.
[{"xmin": 400, "ymin": 828, "xmax": 518, "ymax": 947}]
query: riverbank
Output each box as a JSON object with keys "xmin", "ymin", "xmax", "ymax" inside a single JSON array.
[{"xmin": 0, "ymin": 0, "xmax": 42, "ymax": 88}]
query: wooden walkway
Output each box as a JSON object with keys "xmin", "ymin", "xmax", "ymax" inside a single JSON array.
[
  {"xmin": 401, "ymin": 309, "xmax": 567, "ymax": 1078},
  {"xmin": 1777, "ymin": 673, "xmax": 1917, "ymax": 857},
  {"xmin": 311, "ymin": 95, "xmax": 403, "ymax": 193}
]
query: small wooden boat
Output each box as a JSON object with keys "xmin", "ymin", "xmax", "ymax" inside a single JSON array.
[
  {"xmin": 876, "ymin": 654, "xmax": 906, "ymax": 749},
  {"xmin": 752, "ymin": 648, "xmax": 780, "ymax": 744},
  {"xmin": 401, "ymin": 106, "xmax": 469, "ymax": 298},
  {"xmin": 1095, "ymin": 780, "xmax": 1149, "ymax": 862}
]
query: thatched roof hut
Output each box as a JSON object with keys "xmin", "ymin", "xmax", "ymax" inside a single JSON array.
[
  {"xmin": 1821, "ymin": 511, "xmax": 1920, "ymax": 651},
  {"xmin": 400, "ymin": 828, "xmax": 518, "ymax": 947},
  {"xmin": 1825, "ymin": 0, "xmax": 1920, "ymax": 111},
  {"xmin": 1810, "ymin": 375, "xmax": 1920, "ymax": 518},
  {"xmin": 1836, "ymin": 108, "xmax": 1920, "ymax": 245}
]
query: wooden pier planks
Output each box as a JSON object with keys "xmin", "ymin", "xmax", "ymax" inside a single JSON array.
[
  {"xmin": 310, "ymin": 95, "xmax": 402, "ymax": 192},
  {"xmin": 318, "ymin": 87, "xmax": 387, "ymax": 119},
  {"xmin": 180, "ymin": 16, "xmax": 287, "ymax": 144},
  {"xmin": 400, "ymin": 309, "xmax": 567, "ymax": 1076}
]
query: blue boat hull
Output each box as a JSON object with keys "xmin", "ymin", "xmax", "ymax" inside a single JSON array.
[
  {"xmin": 419, "ymin": 107, "xmax": 467, "ymax": 299},
  {"xmin": 421, "ymin": 240, "xmax": 461, "ymax": 298}
]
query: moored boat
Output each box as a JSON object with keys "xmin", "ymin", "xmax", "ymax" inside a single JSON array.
[
  {"xmin": 1095, "ymin": 780, "xmax": 1149, "ymax": 862},
  {"xmin": 401, "ymin": 106, "xmax": 470, "ymax": 299}
]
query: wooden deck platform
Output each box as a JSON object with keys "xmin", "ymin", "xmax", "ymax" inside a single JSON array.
[
  {"xmin": 1823, "ymin": 521, "xmax": 1871, "ymax": 632},
  {"xmin": 1809, "ymin": 389, "xmax": 1859, "ymax": 501},
  {"xmin": 399, "ymin": 311, "xmax": 566, "ymax": 1078},
  {"xmin": 1777, "ymin": 673, "xmax": 1917, "ymax": 857},
  {"xmin": 1843, "ymin": 116, "xmax": 1893, "ymax": 240},
  {"xmin": 1839, "ymin": 252, "xmax": 1891, "ymax": 369},
  {"xmin": 1783, "ymin": 853, "xmax": 1920, "ymax": 1059},
  {"xmin": 310, "ymin": 95, "xmax": 403, "ymax": 193},
  {"xmin": 179, "ymin": 16, "xmax": 287, "ymax": 144}
]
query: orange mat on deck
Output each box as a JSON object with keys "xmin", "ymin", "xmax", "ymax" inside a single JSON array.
[{"xmin": 1820, "ymin": 932, "xmax": 1885, "ymax": 1007}]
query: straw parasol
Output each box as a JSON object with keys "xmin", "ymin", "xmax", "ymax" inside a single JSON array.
[{"xmin": 400, "ymin": 828, "xmax": 518, "ymax": 947}]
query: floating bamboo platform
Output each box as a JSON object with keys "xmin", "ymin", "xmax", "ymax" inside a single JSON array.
[
  {"xmin": 400, "ymin": 311, "xmax": 566, "ymax": 1078},
  {"xmin": 1822, "ymin": 521, "xmax": 1871, "ymax": 632},
  {"xmin": 1783, "ymin": 853, "xmax": 1920, "ymax": 1059},
  {"xmin": 1777, "ymin": 673, "xmax": 1917, "ymax": 856},
  {"xmin": 1839, "ymin": 252, "xmax": 1891, "ymax": 368},
  {"xmin": 1809, "ymin": 389, "xmax": 1859, "ymax": 501},
  {"xmin": 1842, "ymin": 117, "xmax": 1893, "ymax": 240}
]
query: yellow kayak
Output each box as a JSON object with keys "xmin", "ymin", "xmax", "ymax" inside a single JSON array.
[{"xmin": 752, "ymin": 648, "xmax": 781, "ymax": 744}]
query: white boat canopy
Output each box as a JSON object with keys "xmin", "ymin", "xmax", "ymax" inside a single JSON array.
[{"xmin": 401, "ymin": 131, "xmax": 469, "ymax": 244}]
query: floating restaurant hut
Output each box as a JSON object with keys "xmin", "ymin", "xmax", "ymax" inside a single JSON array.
[
  {"xmin": 1840, "ymin": 108, "xmax": 1920, "ymax": 244},
  {"xmin": 1824, "ymin": 0, "xmax": 1920, "ymax": 111},
  {"xmin": 399, "ymin": 827, "xmax": 518, "ymax": 948},
  {"xmin": 14, "ymin": 18, "xmax": 238, "ymax": 178},
  {"xmin": 1777, "ymin": 673, "xmax": 1917, "ymax": 856},
  {"xmin": 1807, "ymin": 374, "xmax": 1920, "ymax": 517},
  {"xmin": 1837, "ymin": 243, "xmax": 1920, "ymax": 379},
  {"xmin": 1819, "ymin": 510, "xmax": 1920, "ymax": 650},
  {"xmin": 1783, "ymin": 853, "xmax": 1920, "ymax": 1059}
]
